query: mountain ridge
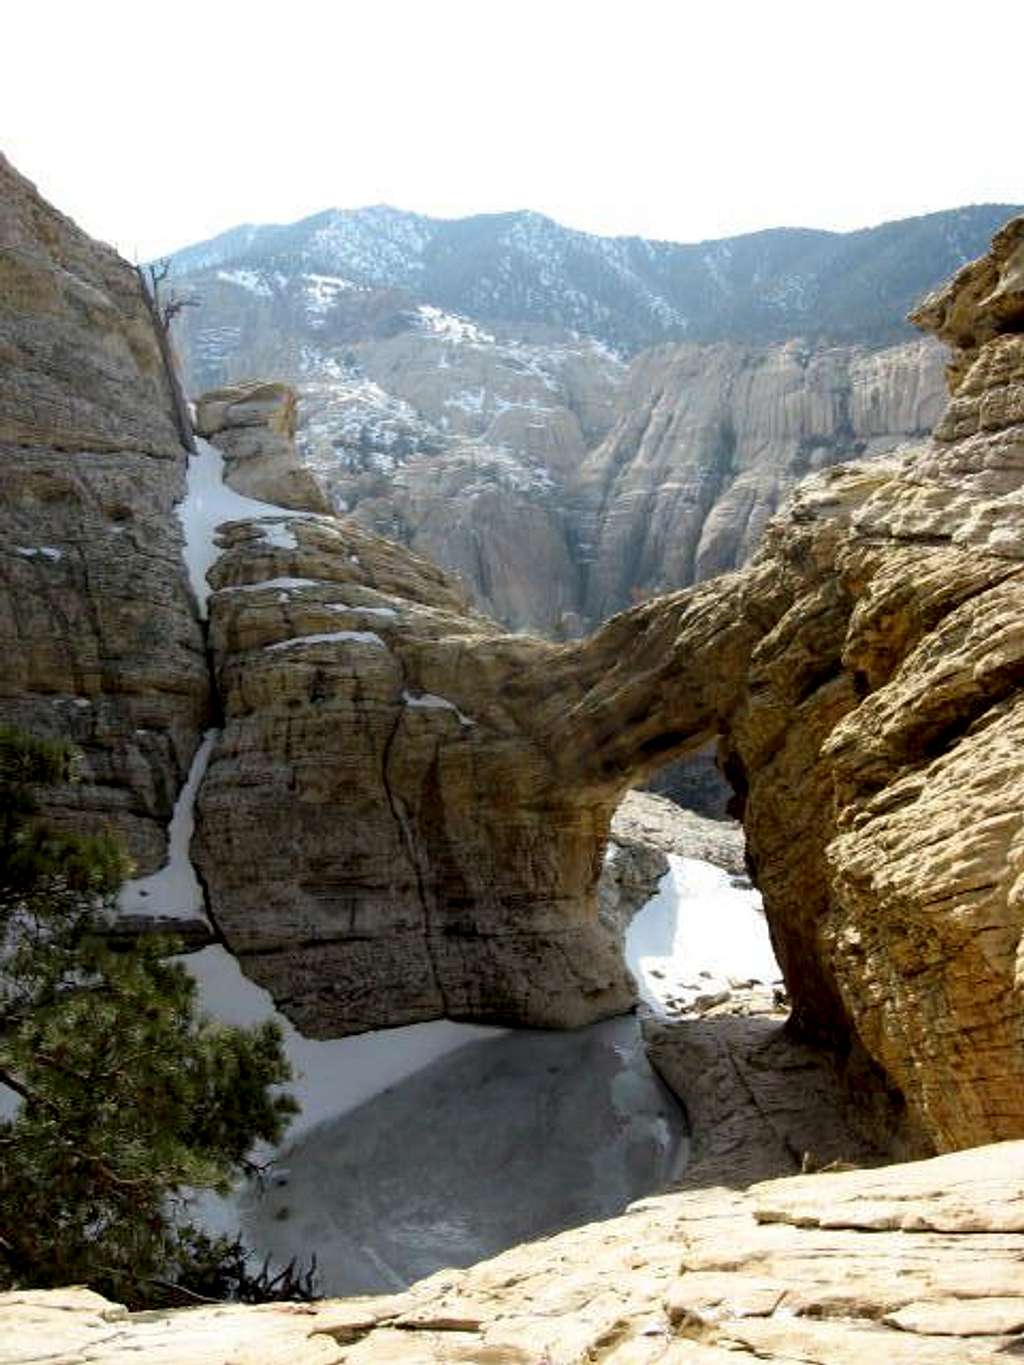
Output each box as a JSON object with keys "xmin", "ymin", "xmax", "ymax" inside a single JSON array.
[{"xmin": 166, "ymin": 200, "xmax": 1023, "ymax": 351}]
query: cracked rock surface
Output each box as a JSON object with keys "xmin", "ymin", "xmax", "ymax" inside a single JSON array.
[{"xmin": 4, "ymin": 1141, "xmax": 1022, "ymax": 1363}]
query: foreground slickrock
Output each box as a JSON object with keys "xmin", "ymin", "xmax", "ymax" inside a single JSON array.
[
  {"xmin": 4, "ymin": 1142, "xmax": 1023, "ymax": 1363},
  {"xmin": 0, "ymin": 153, "xmax": 209, "ymax": 870}
]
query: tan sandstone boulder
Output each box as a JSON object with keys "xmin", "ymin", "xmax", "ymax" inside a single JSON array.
[{"xmin": 194, "ymin": 381, "xmax": 333, "ymax": 514}]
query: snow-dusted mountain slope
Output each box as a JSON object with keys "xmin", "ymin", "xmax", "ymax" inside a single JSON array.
[
  {"xmin": 170, "ymin": 276, "xmax": 626, "ymax": 634},
  {"xmin": 166, "ymin": 202, "xmax": 1021, "ymax": 351},
  {"xmin": 162, "ymin": 201, "xmax": 1006, "ymax": 634}
]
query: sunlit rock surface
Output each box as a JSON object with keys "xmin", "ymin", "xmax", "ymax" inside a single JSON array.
[
  {"xmin": 196, "ymin": 217, "xmax": 1024, "ymax": 1154},
  {"xmin": 6, "ymin": 1142, "xmax": 1024, "ymax": 1363}
]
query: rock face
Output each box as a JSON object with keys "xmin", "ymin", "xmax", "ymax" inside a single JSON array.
[
  {"xmin": 3, "ymin": 155, "xmax": 1023, "ymax": 1160},
  {"xmin": 5, "ymin": 1141, "xmax": 1024, "ymax": 1362},
  {"xmin": 195, "ymin": 516, "xmax": 638, "ymax": 1035},
  {"xmin": 194, "ymin": 381, "xmax": 333, "ymax": 514},
  {"xmin": 0, "ymin": 153, "xmax": 209, "ymax": 870},
  {"xmin": 182, "ymin": 287, "xmax": 625, "ymax": 635},
  {"xmin": 576, "ymin": 336, "xmax": 946, "ymax": 621},
  {"xmin": 718, "ymin": 222, "xmax": 1024, "ymax": 1152}
]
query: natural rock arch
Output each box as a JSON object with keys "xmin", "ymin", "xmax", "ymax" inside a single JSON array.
[{"xmin": 196, "ymin": 218, "xmax": 1024, "ymax": 1156}]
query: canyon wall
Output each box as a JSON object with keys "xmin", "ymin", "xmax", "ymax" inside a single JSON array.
[
  {"xmin": 192, "ymin": 219, "xmax": 1024, "ymax": 1155},
  {"xmin": 0, "ymin": 154, "xmax": 209, "ymax": 871},
  {"xmin": 575, "ymin": 336, "xmax": 945, "ymax": 620}
]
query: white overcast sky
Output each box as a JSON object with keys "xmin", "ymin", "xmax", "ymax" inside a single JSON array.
[{"xmin": 4, "ymin": 0, "xmax": 1020, "ymax": 261}]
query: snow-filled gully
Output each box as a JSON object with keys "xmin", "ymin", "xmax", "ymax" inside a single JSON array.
[{"xmin": 105, "ymin": 435, "xmax": 778, "ymax": 1295}]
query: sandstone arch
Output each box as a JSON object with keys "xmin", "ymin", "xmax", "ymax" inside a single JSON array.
[{"xmin": 195, "ymin": 219, "xmax": 1024, "ymax": 1155}]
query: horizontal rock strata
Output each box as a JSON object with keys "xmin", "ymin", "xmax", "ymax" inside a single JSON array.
[{"xmin": 195, "ymin": 381, "xmax": 333, "ymax": 514}]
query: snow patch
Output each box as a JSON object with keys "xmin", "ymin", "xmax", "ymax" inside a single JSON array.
[
  {"xmin": 117, "ymin": 730, "xmax": 218, "ymax": 924},
  {"xmin": 259, "ymin": 521, "xmax": 299, "ymax": 551},
  {"xmin": 174, "ymin": 438, "xmax": 307, "ymax": 618},
  {"xmin": 266, "ymin": 630, "xmax": 385, "ymax": 652},
  {"xmin": 182, "ymin": 946, "xmax": 501, "ymax": 1142},
  {"xmin": 402, "ymin": 690, "xmax": 475, "ymax": 727},
  {"xmin": 215, "ymin": 577, "xmax": 328, "ymax": 595},
  {"xmin": 302, "ymin": 273, "xmax": 357, "ymax": 317},
  {"xmin": 416, "ymin": 304, "xmax": 493, "ymax": 345},
  {"xmin": 216, "ymin": 268, "xmax": 274, "ymax": 298},
  {"xmin": 14, "ymin": 546, "xmax": 62, "ymax": 561},
  {"xmin": 327, "ymin": 604, "xmax": 398, "ymax": 620},
  {"xmin": 625, "ymin": 855, "xmax": 780, "ymax": 1014}
]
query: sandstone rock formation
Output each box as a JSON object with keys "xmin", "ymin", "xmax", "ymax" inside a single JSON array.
[
  {"xmin": 190, "ymin": 216, "xmax": 1024, "ymax": 1157},
  {"xmin": 195, "ymin": 516, "xmax": 638, "ymax": 1035},
  {"xmin": 194, "ymin": 382, "xmax": 333, "ymax": 514},
  {"xmin": 4, "ymin": 151, "xmax": 1023, "ymax": 1161},
  {"xmin": 611, "ymin": 790, "xmax": 745, "ymax": 878},
  {"xmin": 0, "ymin": 153, "xmax": 209, "ymax": 871},
  {"xmin": 5, "ymin": 1141, "xmax": 1023, "ymax": 1362}
]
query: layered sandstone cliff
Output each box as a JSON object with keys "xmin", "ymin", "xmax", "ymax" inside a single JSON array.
[{"xmin": 0, "ymin": 154, "xmax": 209, "ymax": 870}]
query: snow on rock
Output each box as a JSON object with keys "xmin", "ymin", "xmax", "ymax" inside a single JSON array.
[
  {"xmin": 13, "ymin": 546, "xmax": 62, "ymax": 561},
  {"xmin": 416, "ymin": 304, "xmax": 494, "ymax": 345},
  {"xmin": 302, "ymin": 273, "xmax": 357, "ymax": 323},
  {"xmin": 215, "ymin": 576, "xmax": 329, "ymax": 595},
  {"xmin": 266, "ymin": 630, "xmax": 386, "ymax": 652},
  {"xmin": 258, "ymin": 521, "xmax": 300, "ymax": 551},
  {"xmin": 625, "ymin": 855, "xmax": 780, "ymax": 1014},
  {"xmin": 117, "ymin": 730, "xmax": 218, "ymax": 924},
  {"xmin": 183, "ymin": 945, "xmax": 502, "ymax": 1144},
  {"xmin": 402, "ymin": 689, "xmax": 475, "ymax": 727},
  {"xmin": 175, "ymin": 437, "xmax": 314, "ymax": 617},
  {"xmin": 216, "ymin": 268, "xmax": 274, "ymax": 297},
  {"xmin": 326, "ymin": 603, "xmax": 398, "ymax": 620}
]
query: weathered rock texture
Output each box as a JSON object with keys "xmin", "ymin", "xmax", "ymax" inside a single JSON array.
[
  {"xmin": 576, "ymin": 337, "xmax": 946, "ymax": 621},
  {"xmin": 196, "ymin": 518, "xmax": 638, "ymax": 1034},
  {"xmin": 5, "ymin": 1141, "xmax": 1023, "ymax": 1362},
  {"xmin": 612, "ymin": 790, "xmax": 745, "ymax": 878},
  {"xmin": 194, "ymin": 381, "xmax": 332, "ymax": 514},
  {"xmin": 192, "ymin": 217, "xmax": 1024, "ymax": 1156},
  {"xmin": 0, "ymin": 154, "xmax": 209, "ymax": 870}
]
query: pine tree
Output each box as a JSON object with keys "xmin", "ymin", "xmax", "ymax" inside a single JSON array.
[{"xmin": 0, "ymin": 728, "xmax": 298, "ymax": 1305}]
